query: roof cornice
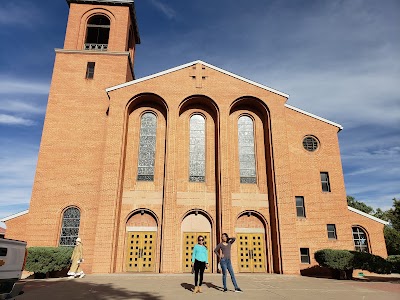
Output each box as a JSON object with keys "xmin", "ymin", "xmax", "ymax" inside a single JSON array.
[
  {"xmin": 66, "ymin": 0, "xmax": 140, "ymax": 44},
  {"xmin": 106, "ymin": 60, "xmax": 289, "ymax": 98},
  {"xmin": 1, "ymin": 210, "xmax": 29, "ymax": 222},
  {"xmin": 348, "ymin": 206, "xmax": 389, "ymax": 225}
]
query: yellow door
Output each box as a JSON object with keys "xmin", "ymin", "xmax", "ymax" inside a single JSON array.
[
  {"xmin": 182, "ymin": 232, "xmax": 211, "ymax": 273},
  {"xmin": 126, "ymin": 231, "xmax": 156, "ymax": 272},
  {"xmin": 237, "ymin": 233, "xmax": 266, "ymax": 273}
]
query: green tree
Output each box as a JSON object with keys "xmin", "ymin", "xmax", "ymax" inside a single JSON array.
[
  {"xmin": 384, "ymin": 226, "xmax": 400, "ymax": 255},
  {"xmin": 374, "ymin": 208, "xmax": 390, "ymax": 221},
  {"xmin": 347, "ymin": 196, "xmax": 374, "ymax": 214},
  {"xmin": 388, "ymin": 198, "xmax": 400, "ymax": 231}
]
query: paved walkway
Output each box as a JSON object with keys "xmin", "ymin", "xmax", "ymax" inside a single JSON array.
[{"xmin": 17, "ymin": 274, "xmax": 400, "ymax": 300}]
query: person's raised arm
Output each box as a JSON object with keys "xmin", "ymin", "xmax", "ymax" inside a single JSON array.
[{"xmin": 229, "ymin": 237, "xmax": 236, "ymax": 244}]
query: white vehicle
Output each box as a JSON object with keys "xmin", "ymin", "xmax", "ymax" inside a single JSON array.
[{"xmin": 0, "ymin": 239, "xmax": 27, "ymax": 300}]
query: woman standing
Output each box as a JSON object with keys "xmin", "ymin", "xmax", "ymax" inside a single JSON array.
[
  {"xmin": 67, "ymin": 237, "xmax": 85, "ymax": 278},
  {"xmin": 214, "ymin": 233, "xmax": 242, "ymax": 292},
  {"xmin": 191, "ymin": 235, "xmax": 209, "ymax": 293}
]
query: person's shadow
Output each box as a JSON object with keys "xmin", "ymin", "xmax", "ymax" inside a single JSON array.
[
  {"xmin": 180, "ymin": 283, "xmax": 194, "ymax": 292},
  {"xmin": 181, "ymin": 282, "xmax": 224, "ymax": 292},
  {"xmin": 203, "ymin": 282, "xmax": 224, "ymax": 291}
]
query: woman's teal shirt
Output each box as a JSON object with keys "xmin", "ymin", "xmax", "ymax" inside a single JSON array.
[{"xmin": 191, "ymin": 244, "xmax": 208, "ymax": 263}]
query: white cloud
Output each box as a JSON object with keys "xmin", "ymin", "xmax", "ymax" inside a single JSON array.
[
  {"xmin": 148, "ymin": 0, "xmax": 176, "ymax": 19},
  {"xmin": 0, "ymin": 114, "xmax": 35, "ymax": 126},
  {"xmin": 0, "ymin": 2, "xmax": 41, "ymax": 26},
  {"xmin": 0, "ymin": 99, "xmax": 46, "ymax": 115},
  {"xmin": 0, "ymin": 78, "xmax": 50, "ymax": 95}
]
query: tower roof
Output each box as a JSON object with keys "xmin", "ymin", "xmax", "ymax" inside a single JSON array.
[{"xmin": 66, "ymin": 0, "xmax": 140, "ymax": 44}]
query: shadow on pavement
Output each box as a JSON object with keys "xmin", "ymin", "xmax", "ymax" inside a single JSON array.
[
  {"xmin": 203, "ymin": 282, "xmax": 223, "ymax": 291},
  {"xmin": 180, "ymin": 282, "xmax": 194, "ymax": 292},
  {"xmin": 19, "ymin": 280, "xmax": 163, "ymax": 300},
  {"xmin": 353, "ymin": 276, "xmax": 400, "ymax": 284}
]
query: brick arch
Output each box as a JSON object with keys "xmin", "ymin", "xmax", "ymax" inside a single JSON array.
[
  {"xmin": 236, "ymin": 210, "xmax": 267, "ymax": 230},
  {"xmin": 178, "ymin": 94, "xmax": 219, "ymax": 120},
  {"xmin": 77, "ymin": 8, "xmax": 116, "ymax": 51},
  {"xmin": 126, "ymin": 209, "xmax": 158, "ymax": 228},
  {"xmin": 230, "ymin": 96, "xmax": 281, "ymax": 273},
  {"xmin": 126, "ymin": 93, "xmax": 168, "ymax": 120}
]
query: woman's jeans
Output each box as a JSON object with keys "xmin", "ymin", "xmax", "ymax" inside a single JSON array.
[{"xmin": 220, "ymin": 258, "xmax": 239, "ymax": 289}]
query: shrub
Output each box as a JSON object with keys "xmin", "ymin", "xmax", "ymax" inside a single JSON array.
[
  {"xmin": 387, "ymin": 255, "xmax": 400, "ymax": 274},
  {"xmin": 315, "ymin": 249, "xmax": 392, "ymax": 279},
  {"xmin": 351, "ymin": 251, "xmax": 392, "ymax": 274},
  {"xmin": 25, "ymin": 247, "xmax": 73, "ymax": 276},
  {"xmin": 314, "ymin": 249, "xmax": 354, "ymax": 270}
]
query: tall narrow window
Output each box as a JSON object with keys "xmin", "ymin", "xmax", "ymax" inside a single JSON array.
[
  {"xmin": 238, "ymin": 115, "xmax": 256, "ymax": 183},
  {"xmin": 320, "ymin": 172, "xmax": 331, "ymax": 192},
  {"xmin": 85, "ymin": 15, "xmax": 110, "ymax": 51},
  {"xmin": 189, "ymin": 114, "xmax": 206, "ymax": 182},
  {"xmin": 296, "ymin": 196, "xmax": 306, "ymax": 217},
  {"xmin": 59, "ymin": 207, "xmax": 80, "ymax": 247},
  {"xmin": 327, "ymin": 224, "xmax": 337, "ymax": 239},
  {"xmin": 352, "ymin": 226, "xmax": 369, "ymax": 253},
  {"xmin": 86, "ymin": 62, "xmax": 95, "ymax": 79},
  {"xmin": 137, "ymin": 113, "xmax": 157, "ymax": 181},
  {"xmin": 300, "ymin": 248, "xmax": 310, "ymax": 264}
]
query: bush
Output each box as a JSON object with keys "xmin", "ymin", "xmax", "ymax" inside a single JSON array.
[
  {"xmin": 387, "ymin": 255, "xmax": 400, "ymax": 273},
  {"xmin": 25, "ymin": 247, "xmax": 73, "ymax": 276},
  {"xmin": 314, "ymin": 249, "xmax": 354, "ymax": 279},
  {"xmin": 351, "ymin": 251, "xmax": 392, "ymax": 274},
  {"xmin": 315, "ymin": 249, "xmax": 392, "ymax": 279}
]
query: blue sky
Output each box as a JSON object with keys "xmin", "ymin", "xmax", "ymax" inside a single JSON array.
[{"xmin": 0, "ymin": 0, "xmax": 399, "ymax": 226}]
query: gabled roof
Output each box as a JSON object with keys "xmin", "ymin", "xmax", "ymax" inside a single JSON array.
[
  {"xmin": 348, "ymin": 206, "xmax": 389, "ymax": 225},
  {"xmin": 106, "ymin": 60, "xmax": 343, "ymax": 130},
  {"xmin": 1, "ymin": 210, "xmax": 29, "ymax": 222},
  {"xmin": 106, "ymin": 60, "xmax": 289, "ymax": 97}
]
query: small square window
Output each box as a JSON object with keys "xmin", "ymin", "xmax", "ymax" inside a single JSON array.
[
  {"xmin": 86, "ymin": 62, "xmax": 95, "ymax": 79},
  {"xmin": 300, "ymin": 248, "xmax": 310, "ymax": 264}
]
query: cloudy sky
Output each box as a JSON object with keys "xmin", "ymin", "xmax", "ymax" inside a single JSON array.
[{"xmin": 0, "ymin": 0, "xmax": 399, "ymax": 225}]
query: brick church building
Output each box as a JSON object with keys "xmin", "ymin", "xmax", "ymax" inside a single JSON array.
[{"xmin": 2, "ymin": 0, "xmax": 388, "ymax": 274}]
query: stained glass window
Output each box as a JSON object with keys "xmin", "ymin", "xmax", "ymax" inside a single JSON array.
[
  {"xmin": 352, "ymin": 227, "xmax": 369, "ymax": 253},
  {"xmin": 59, "ymin": 207, "xmax": 80, "ymax": 247},
  {"xmin": 137, "ymin": 112, "xmax": 157, "ymax": 181},
  {"xmin": 238, "ymin": 115, "xmax": 256, "ymax": 183},
  {"xmin": 189, "ymin": 114, "xmax": 206, "ymax": 182}
]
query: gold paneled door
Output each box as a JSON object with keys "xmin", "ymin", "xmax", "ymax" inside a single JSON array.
[
  {"xmin": 126, "ymin": 231, "xmax": 156, "ymax": 272},
  {"xmin": 237, "ymin": 233, "xmax": 266, "ymax": 273},
  {"xmin": 182, "ymin": 232, "xmax": 211, "ymax": 273}
]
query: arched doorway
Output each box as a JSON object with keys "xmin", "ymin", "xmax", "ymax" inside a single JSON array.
[
  {"xmin": 125, "ymin": 210, "xmax": 158, "ymax": 272},
  {"xmin": 181, "ymin": 211, "xmax": 213, "ymax": 273},
  {"xmin": 235, "ymin": 211, "xmax": 268, "ymax": 273}
]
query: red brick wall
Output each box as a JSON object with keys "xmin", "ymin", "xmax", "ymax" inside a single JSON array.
[
  {"xmin": 4, "ymin": 2, "xmax": 387, "ymax": 275},
  {"xmin": 4, "ymin": 213, "xmax": 28, "ymax": 242}
]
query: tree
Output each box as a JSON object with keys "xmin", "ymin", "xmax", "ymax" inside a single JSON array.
[
  {"xmin": 384, "ymin": 226, "xmax": 400, "ymax": 255},
  {"xmin": 347, "ymin": 196, "xmax": 374, "ymax": 214},
  {"xmin": 388, "ymin": 198, "xmax": 400, "ymax": 231},
  {"xmin": 374, "ymin": 208, "xmax": 390, "ymax": 221}
]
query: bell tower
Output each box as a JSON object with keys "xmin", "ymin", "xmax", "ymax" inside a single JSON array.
[{"xmin": 26, "ymin": 0, "xmax": 140, "ymax": 273}]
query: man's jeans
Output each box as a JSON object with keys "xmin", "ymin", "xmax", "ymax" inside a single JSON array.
[{"xmin": 220, "ymin": 258, "xmax": 239, "ymax": 289}]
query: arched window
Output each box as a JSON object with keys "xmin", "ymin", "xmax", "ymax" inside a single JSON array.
[
  {"xmin": 59, "ymin": 207, "xmax": 80, "ymax": 246},
  {"xmin": 352, "ymin": 226, "xmax": 370, "ymax": 253},
  {"xmin": 238, "ymin": 115, "xmax": 256, "ymax": 183},
  {"xmin": 85, "ymin": 15, "xmax": 110, "ymax": 51},
  {"xmin": 137, "ymin": 112, "xmax": 157, "ymax": 181},
  {"xmin": 189, "ymin": 114, "xmax": 206, "ymax": 182}
]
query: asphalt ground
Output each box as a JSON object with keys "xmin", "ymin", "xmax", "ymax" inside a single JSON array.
[{"xmin": 15, "ymin": 273, "xmax": 400, "ymax": 300}]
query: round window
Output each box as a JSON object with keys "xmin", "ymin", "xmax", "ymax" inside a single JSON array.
[{"xmin": 303, "ymin": 136, "xmax": 319, "ymax": 152}]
